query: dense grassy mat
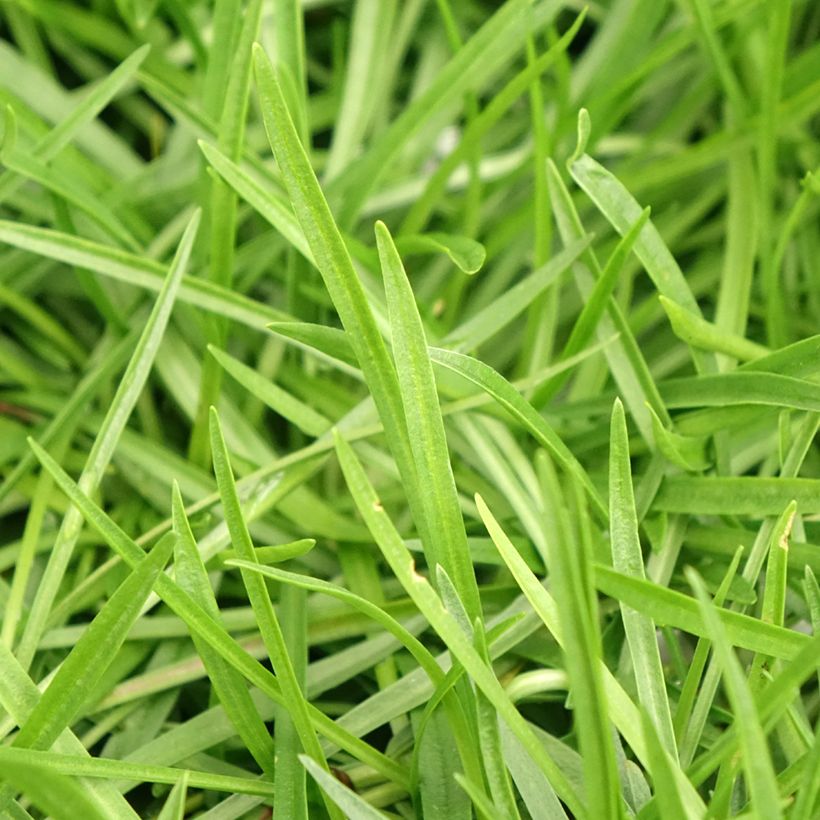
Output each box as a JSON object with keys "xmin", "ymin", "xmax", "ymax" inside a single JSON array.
[{"xmin": 1, "ymin": 1, "xmax": 819, "ymax": 817}]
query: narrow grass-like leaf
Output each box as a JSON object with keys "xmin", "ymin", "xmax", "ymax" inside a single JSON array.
[
  {"xmin": 0, "ymin": 44, "xmax": 150, "ymax": 205},
  {"xmin": 545, "ymin": 158, "xmax": 664, "ymax": 439},
  {"xmin": 569, "ymin": 141, "xmax": 715, "ymax": 375},
  {"xmin": 647, "ymin": 405, "xmax": 711, "ymax": 471},
  {"xmin": 333, "ymin": 431, "xmax": 584, "ymax": 816},
  {"xmin": 640, "ymin": 710, "xmax": 696, "ymax": 819},
  {"xmin": 209, "ymin": 345, "xmax": 329, "ymax": 436},
  {"xmin": 396, "ymin": 232, "xmax": 486, "ymax": 274},
  {"xmin": 455, "ymin": 773, "xmax": 500, "ymax": 820},
  {"xmin": 14, "ymin": 532, "xmax": 173, "ymax": 752},
  {"xmin": 609, "ymin": 399, "xmax": 677, "ymax": 758},
  {"xmin": 659, "ymin": 372, "xmax": 820, "ymax": 413},
  {"xmin": 156, "ymin": 771, "xmax": 188, "ymax": 820},
  {"xmin": 0, "ymin": 330, "xmax": 134, "ymax": 506},
  {"xmin": 476, "ymin": 493, "xmax": 665, "ymax": 775},
  {"xmin": 330, "ymin": 0, "xmax": 561, "ymax": 223},
  {"xmin": 225, "ymin": 560, "xmax": 445, "ymax": 687},
  {"xmin": 444, "ymin": 239, "xmax": 589, "ymax": 352},
  {"xmin": 208, "ymin": 409, "xmax": 341, "ymax": 820},
  {"xmin": 377, "ymin": 220, "xmax": 480, "ymax": 617},
  {"xmin": 252, "ymin": 45, "xmax": 429, "ymax": 570},
  {"xmin": 301, "ymin": 755, "xmax": 388, "ymax": 819},
  {"xmin": 0, "ymin": 645, "xmax": 139, "ymax": 819},
  {"xmin": 660, "ymin": 296, "xmax": 769, "ymax": 363},
  {"xmin": 0, "ymin": 747, "xmax": 278, "ymax": 797},
  {"xmin": 220, "ymin": 539, "xmax": 315, "ymax": 565},
  {"xmin": 171, "ymin": 483, "xmax": 276, "ymax": 777},
  {"xmin": 0, "ymin": 220, "xmax": 288, "ymax": 329},
  {"xmin": 472, "ymin": 618, "xmax": 521, "ymax": 820},
  {"xmin": 673, "ymin": 546, "xmax": 744, "ymax": 748},
  {"xmin": 28, "ymin": 437, "xmax": 411, "ymax": 789},
  {"xmin": 593, "ymin": 564, "xmax": 807, "ymax": 659},
  {"xmin": 654, "ymin": 477, "xmax": 820, "ymax": 515},
  {"xmin": 532, "ymin": 461, "xmax": 623, "ymax": 820},
  {"xmin": 429, "ymin": 347, "xmax": 607, "ymax": 520},
  {"xmin": 14, "ymin": 209, "xmax": 200, "ymax": 669},
  {"xmin": 266, "ymin": 321, "xmax": 359, "ymax": 370},
  {"xmin": 500, "ymin": 726, "xmax": 569, "ymax": 820},
  {"xmin": 533, "ymin": 207, "xmax": 650, "ymax": 406},
  {"xmin": 0, "ymin": 756, "xmax": 108, "ymax": 820},
  {"xmin": 686, "ymin": 570, "xmax": 783, "ymax": 819},
  {"xmin": 198, "ymin": 139, "xmax": 313, "ymax": 263}
]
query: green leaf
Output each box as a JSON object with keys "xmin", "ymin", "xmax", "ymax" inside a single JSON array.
[
  {"xmin": 444, "ymin": 238, "xmax": 590, "ymax": 352},
  {"xmin": 171, "ymin": 483, "xmax": 276, "ymax": 777},
  {"xmin": 659, "ymin": 296, "xmax": 769, "ymax": 362},
  {"xmin": 198, "ymin": 139, "xmax": 313, "ymax": 263},
  {"xmin": 533, "ymin": 207, "xmax": 651, "ymax": 406},
  {"xmin": 330, "ymin": 0, "xmax": 562, "ymax": 223},
  {"xmin": 266, "ymin": 321, "xmax": 360, "ymax": 370},
  {"xmin": 156, "ymin": 771, "xmax": 189, "ymax": 820},
  {"xmin": 609, "ymin": 399, "xmax": 677, "ymax": 758},
  {"xmin": 0, "ymin": 219, "xmax": 287, "ymax": 329},
  {"xmin": 653, "ymin": 477, "xmax": 820, "ymax": 515},
  {"xmin": 253, "ymin": 45, "xmax": 426, "ymax": 568},
  {"xmin": 301, "ymin": 755, "xmax": 388, "ymax": 819},
  {"xmin": 209, "ymin": 344, "xmax": 330, "ymax": 436},
  {"xmin": 208, "ymin": 409, "xmax": 341, "ymax": 820},
  {"xmin": 225, "ymin": 559, "xmax": 445, "ymax": 687},
  {"xmin": 13, "ymin": 209, "xmax": 200, "ymax": 670},
  {"xmin": 28, "ymin": 437, "xmax": 412, "ymax": 790},
  {"xmin": 429, "ymin": 346, "xmax": 607, "ymax": 520},
  {"xmin": 396, "ymin": 232, "xmax": 486, "ymax": 274},
  {"xmin": 14, "ymin": 532, "xmax": 173, "ymax": 751},
  {"xmin": 647, "ymin": 404, "xmax": 711, "ymax": 471},
  {"xmin": 0, "ymin": 754, "xmax": 109, "ymax": 820},
  {"xmin": 333, "ymin": 430, "xmax": 583, "ymax": 816},
  {"xmin": 686, "ymin": 570, "xmax": 783, "ymax": 819},
  {"xmin": 0, "ymin": 747, "xmax": 277, "ymax": 797},
  {"xmin": 0, "ymin": 44, "xmax": 150, "ymax": 205},
  {"xmin": 529, "ymin": 460, "xmax": 623, "ymax": 820},
  {"xmin": 377, "ymin": 220, "xmax": 480, "ymax": 617}
]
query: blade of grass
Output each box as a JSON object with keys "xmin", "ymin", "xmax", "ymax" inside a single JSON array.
[
  {"xmin": 208, "ymin": 409, "xmax": 342, "ymax": 820},
  {"xmin": 593, "ymin": 564, "xmax": 807, "ymax": 659},
  {"xmin": 12, "ymin": 533, "xmax": 173, "ymax": 752},
  {"xmin": 0, "ymin": 642, "xmax": 140, "ymax": 819},
  {"xmin": 0, "ymin": 755, "xmax": 109, "ymax": 820},
  {"xmin": 225, "ymin": 560, "xmax": 445, "ymax": 688},
  {"xmin": 171, "ymin": 483, "xmax": 277, "ymax": 778},
  {"xmin": 156, "ymin": 771, "xmax": 188, "ymax": 820},
  {"xmin": 253, "ymin": 47, "xmax": 441, "ymax": 591},
  {"xmin": 443, "ymin": 238, "xmax": 590, "ymax": 352},
  {"xmin": 0, "ymin": 44, "xmax": 150, "ymax": 206},
  {"xmin": 208, "ymin": 344, "xmax": 330, "ymax": 437},
  {"xmin": 301, "ymin": 755, "xmax": 388, "ymax": 819},
  {"xmin": 429, "ymin": 346, "xmax": 607, "ymax": 520},
  {"xmin": 654, "ymin": 477, "xmax": 820, "ymax": 515},
  {"xmin": 330, "ymin": 0, "xmax": 562, "ymax": 225},
  {"xmin": 659, "ymin": 295, "xmax": 770, "ymax": 362},
  {"xmin": 28, "ymin": 437, "xmax": 411, "ymax": 789},
  {"xmin": 376, "ymin": 220, "xmax": 480, "ymax": 617},
  {"xmin": 609, "ymin": 399, "xmax": 677, "ymax": 758},
  {"xmin": 532, "ymin": 207, "xmax": 651, "ymax": 407},
  {"xmin": 686, "ymin": 569, "xmax": 783, "ymax": 819},
  {"xmin": 333, "ymin": 430, "xmax": 584, "ymax": 817},
  {"xmin": 532, "ymin": 461, "xmax": 623, "ymax": 820},
  {"xmin": 189, "ymin": 0, "xmax": 263, "ymax": 466},
  {"xmin": 14, "ymin": 208, "xmax": 200, "ymax": 670},
  {"xmin": 0, "ymin": 220, "xmax": 289, "ymax": 329}
]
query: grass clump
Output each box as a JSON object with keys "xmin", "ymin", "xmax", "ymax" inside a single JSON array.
[{"xmin": 1, "ymin": 1, "xmax": 819, "ymax": 817}]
